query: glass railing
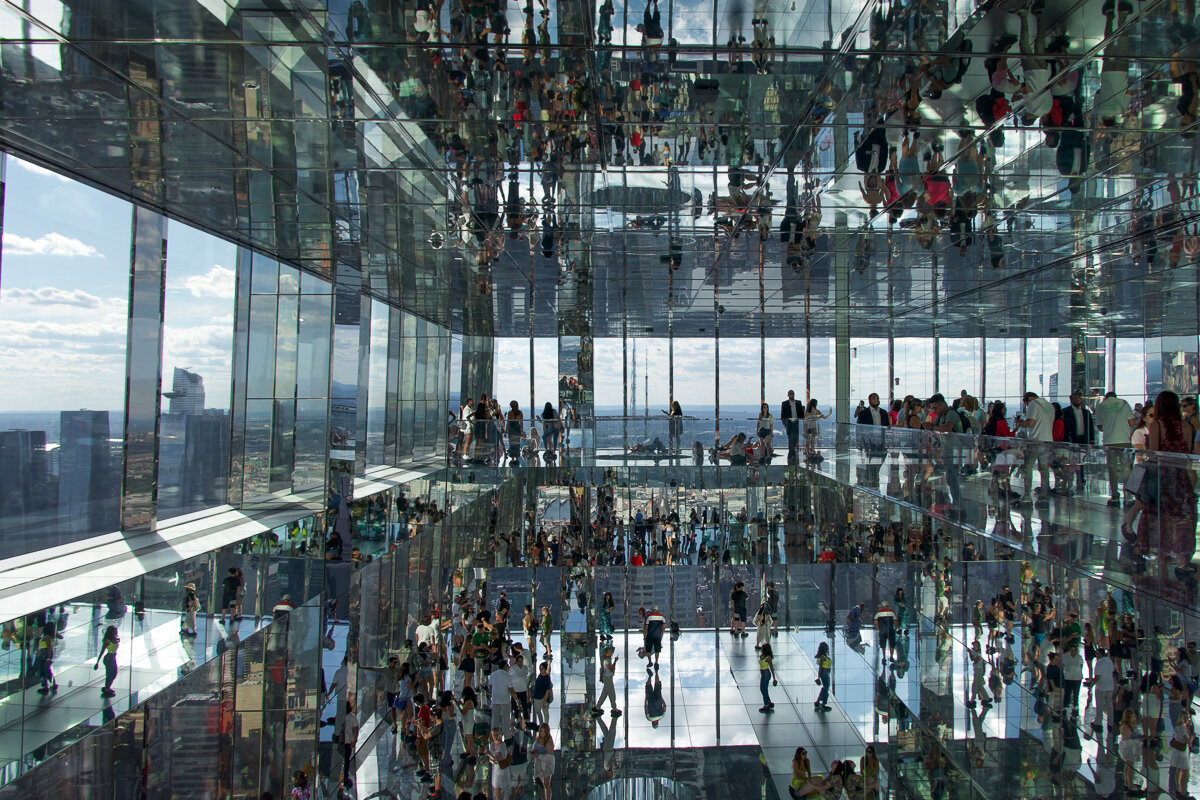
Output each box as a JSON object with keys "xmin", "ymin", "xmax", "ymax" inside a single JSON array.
[{"xmin": 445, "ymin": 414, "xmax": 1199, "ymax": 614}]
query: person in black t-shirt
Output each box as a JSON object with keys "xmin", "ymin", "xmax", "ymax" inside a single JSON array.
[{"xmin": 730, "ymin": 582, "xmax": 749, "ymax": 638}]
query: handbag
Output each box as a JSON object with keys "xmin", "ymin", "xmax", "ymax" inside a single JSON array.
[
  {"xmin": 1125, "ymin": 463, "xmax": 1146, "ymax": 495},
  {"xmin": 1170, "ymin": 738, "xmax": 1187, "ymax": 751}
]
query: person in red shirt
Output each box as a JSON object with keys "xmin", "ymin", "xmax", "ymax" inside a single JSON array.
[
  {"xmin": 630, "ymin": 552, "xmax": 645, "ymax": 566},
  {"xmin": 983, "ymin": 401, "xmax": 1018, "ymax": 502}
]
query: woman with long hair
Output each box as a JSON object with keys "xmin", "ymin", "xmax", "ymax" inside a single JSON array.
[
  {"xmin": 756, "ymin": 402, "xmax": 774, "ymax": 448},
  {"xmin": 93, "ymin": 625, "xmax": 120, "ymax": 697},
  {"xmin": 803, "ymin": 398, "xmax": 830, "ymax": 459},
  {"xmin": 1138, "ymin": 391, "xmax": 1198, "ymax": 580},
  {"xmin": 813, "ymin": 641, "xmax": 832, "ymax": 711},
  {"xmin": 541, "ymin": 402, "xmax": 559, "ymax": 454}
]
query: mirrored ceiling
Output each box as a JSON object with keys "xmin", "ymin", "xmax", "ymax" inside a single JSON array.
[{"xmin": 1, "ymin": 0, "xmax": 1197, "ymax": 337}]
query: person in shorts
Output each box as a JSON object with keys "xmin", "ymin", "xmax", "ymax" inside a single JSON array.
[{"xmin": 874, "ymin": 600, "xmax": 897, "ymax": 662}]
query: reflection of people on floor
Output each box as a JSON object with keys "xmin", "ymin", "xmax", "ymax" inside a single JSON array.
[{"xmin": 644, "ymin": 673, "xmax": 666, "ymax": 728}]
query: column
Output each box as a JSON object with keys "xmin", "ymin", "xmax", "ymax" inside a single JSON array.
[
  {"xmin": 834, "ymin": 211, "xmax": 850, "ymax": 463},
  {"xmin": 120, "ymin": 207, "xmax": 168, "ymax": 531}
]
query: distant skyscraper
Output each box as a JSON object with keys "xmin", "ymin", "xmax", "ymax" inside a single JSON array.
[
  {"xmin": 0, "ymin": 430, "xmax": 54, "ymax": 535},
  {"xmin": 163, "ymin": 368, "xmax": 206, "ymax": 415},
  {"xmin": 57, "ymin": 410, "xmax": 119, "ymax": 536},
  {"xmin": 158, "ymin": 411, "xmax": 230, "ymax": 516}
]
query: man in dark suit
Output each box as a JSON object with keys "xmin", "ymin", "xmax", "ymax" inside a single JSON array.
[
  {"xmin": 855, "ymin": 392, "xmax": 890, "ymax": 483},
  {"xmin": 1059, "ymin": 391, "xmax": 1095, "ymax": 492},
  {"xmin": 781, "ymin": 390, "xmax": 803, "ymax": 461}
]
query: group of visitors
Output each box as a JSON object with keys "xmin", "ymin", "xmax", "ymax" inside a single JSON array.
[{"xmin": 452, "ymin": 395, "xmax": 572, "ymax": 467}]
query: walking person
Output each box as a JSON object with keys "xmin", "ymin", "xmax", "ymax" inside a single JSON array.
[
  {"xmin": 813, "ymin": 641, "xmax": 833, "ymax": 711},
  {"xmin": 754, "ymin": 602, "xmax": 773, "ymax": 650},
  {"xmin": 532, "ymin": 723, "xmax": 555, "ymax": 800},
  {"xmin": 592, "ymin": 645, "xmax": 621, "ymax": 716},
  {"xmin": 598, "ymin": 592, "xmax": 615, "ymax": 642},
  {"xmin": 532, "ymin": 661, "xmax": 554, "ymax": 726},
  {"xmin": 1062, "ymin": 643, "xmax": 1084, "ymax": 718},
  {"xmin": 643, "ymin": 605, "xmax": 666, "ymax": 669},
  {"xmin": 758, "ymin": 643, "xmax": 778, "ymax": 712},
  {"xmin": 337, "ymin": 698, "xmax": 360, "ymax": 786},
  {"xmin": 967, "ymin": 641, "xmax": 992, "ymax": 708},
  {"xmin": 93, "ymin": 624, "xmax": 119, "ymax": 697},
  {"xmin": 33, "ymin": 622, "xmax": 58, "ymax": 695}
]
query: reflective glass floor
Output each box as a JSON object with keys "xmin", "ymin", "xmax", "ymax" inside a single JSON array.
[{"xmin": 341, "ymin": 620, "xmax": 1200, "ymax": 800}]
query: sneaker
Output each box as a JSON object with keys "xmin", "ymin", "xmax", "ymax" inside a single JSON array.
[
  {"xmin": 759, "ymin": 705, "xmax": 771, "ymax": 712},
  {"xmin": 1107, "ymin": 497, "xmax": 1122, "ymax": 507},
  {"xmin": 37, "ymin": 687, "xmax": 49, "ymax": 695},
  {"xmin": 821, "ymin": 704, "xmax": 832, "ymax": 712},
  {"xmin": 591, "ymin": 707, "xmax": 604, "ymax": 716},
  {"xmin": 611, "ymin": 709, "xmax": 622, "ymax": 717}
]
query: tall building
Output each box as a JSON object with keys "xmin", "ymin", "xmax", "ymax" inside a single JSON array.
[
  {"xmin": 163, "ymin": 367, "xmax": 206, "ymax": 416},
  {"xmin": 56, "ymin": 410, "xmax": 118, "ymax": 538},
  {"xmin": 0, "ymin": 429, "xmax": 54, "ymax": 531}
]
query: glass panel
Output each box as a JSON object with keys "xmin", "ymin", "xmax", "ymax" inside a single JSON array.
[
  {"xmin": 159, "ymin": 222, "xmax": 236, "ymax": 518},
  {"xmin": 0, "ymin": 155, "xmax": 132, "ymax": 557}
]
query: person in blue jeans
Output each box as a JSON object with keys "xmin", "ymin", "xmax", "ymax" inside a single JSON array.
[
  {"xmin": 814, "ymin": 641, "xmax": 832, "ymax": 712},
  {"xmin": 758, "ymin": 644, "xmax": 778, "ymax": 712}
]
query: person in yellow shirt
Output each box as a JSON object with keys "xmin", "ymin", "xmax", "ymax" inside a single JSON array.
[{"xmin": 94, "ymin": 625, "xmax": 120, "ymax": 697}]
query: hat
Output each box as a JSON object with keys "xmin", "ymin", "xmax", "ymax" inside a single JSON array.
[{"xmin": 184, "ymin": 582, "xmax": 196, "ymax": 591}]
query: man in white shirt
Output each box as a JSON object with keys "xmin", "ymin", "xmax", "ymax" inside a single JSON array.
[
  {"xmin": 1061, "ymin": 644, "xmax": 1084, "ymax": 717},
  {"xmin": 1094, "ymin": 391, "xmax": 1134, "ymax": 506},
  {"xmin": 337, "ymin": 699, "xmax": 360, "ymax": 785},
  {"xmin": 488, "ymin": 659, "xmax": 516, "ymax": 734},
  {"xmin": 1090, "ymin": 649, "xmax": 1115, "ymax": 734},
  {"xmin": 1019, "ymin": 392, "xmax": 1056, "ymax": 507}
]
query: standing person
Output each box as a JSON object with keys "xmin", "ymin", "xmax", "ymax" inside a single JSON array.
[
  {"xmin": 180, "ymin": 582, "xmax": 200, "ymax": 637},
  {"xmin": 758, "ymin": 643, "xmax": 778, "ymax": 712},
  {"xmin": 1018, "ymin": 391, "xmax": 1056, "ymax": 507},
  {"xmin": 539, "ymin": 606, "xmax": 553, "ymax": 657},
  {"xmin": 531, "ymin": 661, "xmax": 553, "ymax": 726},
  {"xmin": 855, "ymin": 392, "xmax": 891, "ymax": 483},
  {"xmin": 765, "ymin": 581, "xmax": 780, "ymax": 636},
  {"xmin": 220, "ymin": 567, "xmax": 240, "ymax": 626},
  {"xmin": 894, "ymin": 588, "xmax": 909, "ymax": 631},
  {"xmin": 233, "ymin": 567, "xmax": 246, "ymax": 622},
  {"xmin": 33, "ymin": 622, "xmax": 57, "ymax": 695},
  {"xmin": 532, "ymin": 723, "xmax": 556, "ymax": 800},
  {"xmin": 665, "ymin": 400, "xmax": 684, "ymax": 452},
  {"xmin": 1060, "ymin": 391, "xmax": 1096, "ymax": 492},
  {"xmin": 541, "ymin": 403, "xmax": 559, "ymax": 455},
  {"xmin": 592, "ymin": 645, "xmax": 621, "ymax": 716},
  {"xmin": 488, "ymin": 657, "xmax": 517, "ymax": 735},
  {"xmin": 94, "ymin": 624, "xmax": 120, "ymax": 697},
  {"xmin": 643, "ymin": 605, "xmax": 666, "ymax": 668},
  {"xmin": 1091, "ymin": 648, "xmax": 1116, "ymax": 735},
  {"xmin": 523, "ymin": 605, "xmax": 538, "ymax": 653},
  {"xmin": 1094, "ymin": 391, "xmax": 1135, "ymax": 506},
  {"xmin": 1140, "ymin": 390, "xmax": 1198, "ymax": 571},
  {"xmin": 729, "ymin": 582, "xmax": 749, "ymax": 638},
  {"xmin": 1169, "ymin": 709, "xmax": 1194, "ymax": 798},
  {"xmin": 1062, "ymin": 643, "xmax": 1084, "ymax": 718},
  {"xmin": 506, "ymin": 401, "xmax": 525, "ymax": 466},
  {"xmin": 781, "ymin": 390, "xmax": 803, "ymax": 461},
  {"xmin": 337, "ymin": 699, "xmax": 359, "ymax": 786},
  {"xmin": 803, "ymin": 398, "xmax": 831, "ymax": 459},
  {"xmin": 813, "ymin": 641, "xmax": 833, "ymax": 712},
  {"xmin": 754, "ymin": 601, "xmax": 773, "ymax": 650},
  {"xmin": 488, "ymin": 727, "xmax": 513, "ymax": 800},
  {"xmin": 757, "ymin": 402, "xmax": 775, "ymax": 450},
  {"xmin": 510, "ymin": 653, "xmax": 533, "ymax": 724},
  {"xmin": 873, "ymin": 599, "xmax": 897, "ymax": 662}
]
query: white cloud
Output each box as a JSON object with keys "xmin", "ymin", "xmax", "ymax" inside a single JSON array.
[
  {"xmin": 2, "ymin": 286, "xmax": 102, "ymax": 309},
  {"xmin": 3, "ymin": 231, "xmax": 100, "ymax": 257},
  {"xmin": 12, "ymin": 158, "xmax": 71, "ymax": 182},
  {"xmin": 183, "ymin": 264, "xmax": 235, "ymax": 299}
]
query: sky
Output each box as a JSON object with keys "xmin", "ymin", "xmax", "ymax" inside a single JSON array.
[{"xmin": 0, "ymin": 154, "xmax": 235, "ymax": 413}]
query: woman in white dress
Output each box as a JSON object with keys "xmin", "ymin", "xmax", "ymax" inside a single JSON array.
[
  {"xmin": 488, "ymin": 727, "xmax": 512, "ymax": 800},
  {"xmin": 532, "ymin": 722, "xmax": 556, "ymax": 798}
]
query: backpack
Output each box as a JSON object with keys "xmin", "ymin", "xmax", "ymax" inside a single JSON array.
[{"xmin": 957, "ymin": 408, "xmax": 972, "ymax": 432}]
